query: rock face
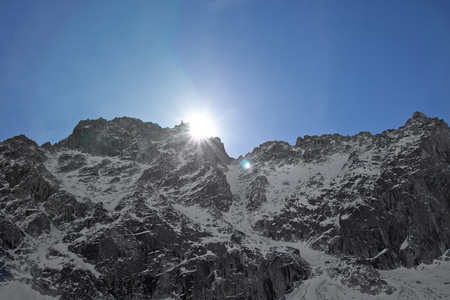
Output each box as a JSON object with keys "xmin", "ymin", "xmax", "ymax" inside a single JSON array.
[
  {"xmin": 0, "ymin": 112, "xmax": 449, "ymax": 299},
  {"xmin": 237, "ymin": 112, "xmax": 450, "ymax": 270}
]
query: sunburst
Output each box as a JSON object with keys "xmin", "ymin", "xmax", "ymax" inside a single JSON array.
[{"xmin": 185, "ymin": 112, "xmax": 217, "ymax": 141}]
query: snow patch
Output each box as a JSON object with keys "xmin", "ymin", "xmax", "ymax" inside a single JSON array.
[
  {"xmin": 0, "ymin": 280, "xmax": 60, "ymax": 300},
  {"xmin": 400, "ymin": 237, "xmax": 409, "ymax": 250}
]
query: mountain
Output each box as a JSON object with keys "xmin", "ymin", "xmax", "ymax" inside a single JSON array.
[{"xmin": 0, "ymin": 112, "xmax": 449, "ymax": 299}]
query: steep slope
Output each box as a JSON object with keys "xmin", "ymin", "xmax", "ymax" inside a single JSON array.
[
  {"xmin": 0, "ymin": 112, "xmax": 449, "ymax": 299},
  {"xmin": 0, "ymin": 118, "xmax": 309, "ymax": 299},
  {"xmin": 227, "ymin": 112, "xmax": 450, "ymax": 270}
]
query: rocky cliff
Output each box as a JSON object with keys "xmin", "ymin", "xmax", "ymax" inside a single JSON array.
[
  {"xmin": 237, "ymin": 112, "xmax": 450, "ymax": 270},
  {"xmin": 0, "ymin": 113, "xmax": 449, "ymax": 299}
]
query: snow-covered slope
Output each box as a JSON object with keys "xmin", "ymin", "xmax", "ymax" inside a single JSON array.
[
  {"xmin": 287, "ymin": 249, "xmax": 450, "ymax": 299},
  {"xmin": 0, "ymin": 113, "xmax": 449, "ymax": 299},
  {"xmin": 228, "ymin": 112, "xmax": 450, "ymax": 270}
]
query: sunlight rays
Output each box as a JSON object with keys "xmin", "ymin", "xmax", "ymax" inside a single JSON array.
[{"xmin": 185, "ymin": 112, "xmax": 218, "ymax": 141}]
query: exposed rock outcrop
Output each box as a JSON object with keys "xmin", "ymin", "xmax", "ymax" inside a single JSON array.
[
  {"xmin": 236, "ymin": 112, "xmax": 450, "ymax": 270},
  {"xmin": 0, "ymin": 112, "xmax": 449, "ymax": 299}
]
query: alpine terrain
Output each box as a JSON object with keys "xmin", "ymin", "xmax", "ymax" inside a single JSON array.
[{"xmin": 0, "ymin": 112, "xmax": 449, "ymax": 299}]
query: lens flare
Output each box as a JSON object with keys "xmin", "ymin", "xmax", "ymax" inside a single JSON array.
[{"xmin": 240, "ymin": 159, "xmax": 253, "ymax": 170}]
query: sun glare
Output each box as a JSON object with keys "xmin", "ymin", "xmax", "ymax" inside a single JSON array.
[{"xmin": 186, "ymin": 113, "xmax": 217, "ymax": 140}]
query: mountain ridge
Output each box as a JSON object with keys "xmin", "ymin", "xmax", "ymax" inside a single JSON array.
[{"xmin": 0, "ymin": 112, "xmax": 449, "ymax": 299}]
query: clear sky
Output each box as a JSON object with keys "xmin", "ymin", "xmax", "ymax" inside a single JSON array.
[{"xmin": 1, "ymin": 0, "xmax": 449, "ymax": 158}]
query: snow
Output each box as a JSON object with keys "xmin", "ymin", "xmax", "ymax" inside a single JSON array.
[
  {"xmin": 133, "ymin": 230, "xmax": 152, "ymax": 236},
  {"xmin": 379, "ymin": 257, "xmax": 450, "ymax": 300},
  {"xmin": 14, "ymin": 225, "xmax": 101, "ymax": 280},
  {"xmin": 319, "ymin": 215, "xmax": 340, "ymax": 227},
  {"xmin": 3, "ymin": 120, "xmax": 448, "ymax": 299},
  {"xmin": 172, "ymin": 204, "xmax": 213, "ymax": 227},
  {"xmin": 368, "ymin": 248, "xmax": 389, "ymax": 261},
  {"xmin": 225, "ymin": 152, "xmax": 357, "ymax": 231},
  {"xmin": 51, "ymin": 241, "xmax": 101, "ymax": 278},
  {"xmin": 221, "ymin": 141, "xmax": 450, "ymax": 299},
  {"xmin": 0, "ymin": 280, "xmax": 59, "ymax": 300},
  {"xmin": 340, "ymin": 213, "xmax": 351, "ymax": 220},
  {"xmin": 287, "ymin": 251, "xmax": 450, "ymax": 300},
  {"xmin": 43, "ymin": 151, "xmax": 149, "ymax": 211},
  {"xmin": 400, "ymin": 237, "xmax": 409, "ymax": 250}
]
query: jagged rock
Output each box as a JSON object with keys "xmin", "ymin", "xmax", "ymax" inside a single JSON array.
[
  {"xmin": 0, "ymin": 211, "xmax": 24, "ymax": 249},
  {"xmin": 0, "ymin": 113, "xmax": 449, "ymax": 299},
  {"xmin": 246, "ymin": 176, "xmax": 269, "ymax": 210},
  {"xmin": 111, "ymin": 244, "xmax": 310, "ymax": 300},
  {"xmin": 56, "ymin": 117, "xmax": 165, "ymax": 159},
  {"xmin": 58, "ymin": 153, "xmax": 87, "ymax": 172},
  {"xmin": 0, "ymin": 135, "xmax": 47, "ymax": 163},
  {"xmin": 23, "ymin": 211, "xmax": 51, "ymax": 236},
  {"xmin": 327, "ymin": 257, "xmax": 394, "ymax": 295},
  {"xmin": 189, "ymin": 169, "xmax": 233, "ymax": 212},
  {"xmin": 238, "ymin": 112, "xmax": 450, "ymax": 270},
  {"xmin": 44, "ymin": 192, "xmax": 90, "ymax": 226}
]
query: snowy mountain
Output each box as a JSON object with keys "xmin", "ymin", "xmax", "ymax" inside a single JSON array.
[{"xmin": 0, "ymin": 112, "xmax": 449, "ymax": 299}]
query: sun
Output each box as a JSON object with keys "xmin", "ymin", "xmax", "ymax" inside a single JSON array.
[{"xmin": 185, "ymin": 112, "xmax": 217, "ymax": 140}]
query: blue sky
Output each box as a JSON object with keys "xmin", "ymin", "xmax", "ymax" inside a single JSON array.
[{"xmin": 1, "ymin": 0, "xmax": 449, "ymax": 158}]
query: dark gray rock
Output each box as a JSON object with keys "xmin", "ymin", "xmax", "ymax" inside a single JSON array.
[
  {"xmin": 0, "ymin": 211, "xmax": 24, "ymax": 249},
  {"xmin": 56, "ymin": 117, "xmax": 165, "ymax": 159},
  {"xmin": 1, "ymin": 112, "xmax": 449, "ymax": 299},
  {"xmin": 44, "ymin": 192, "xmax": 89, "ymax": 226},
  {"xmin": 327, "ymin": 257, "xmax": 394, "ymax": 295},
  {"xmin": 23, "ymin": 211, "xmax": 51, "ymax": 236},
  {"xmin": 58, "ymin": 153, "xmax": 87, "ymax": 172},
  {"xmin": 246, "ymin": 176, "xmax": 269, "ymax": 210},
  {"xmin": 244, "ymin": 112, "xmax": 450, "ymax": 270}
]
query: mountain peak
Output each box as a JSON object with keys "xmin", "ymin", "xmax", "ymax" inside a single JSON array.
[
  {"xmin": 411, "ymin": 111, "xmax": 427, "ymax": 120},
  {"xmin": 402, "ymin": 111, "xmax": 450, "ymax": 136},
  {"xmin": 403, "ymin": 111, "xmax": 429, "ymax": 128},
  {"xmin": 1, "ymin": 113, "xmax": 449, "ymax": 299}
]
